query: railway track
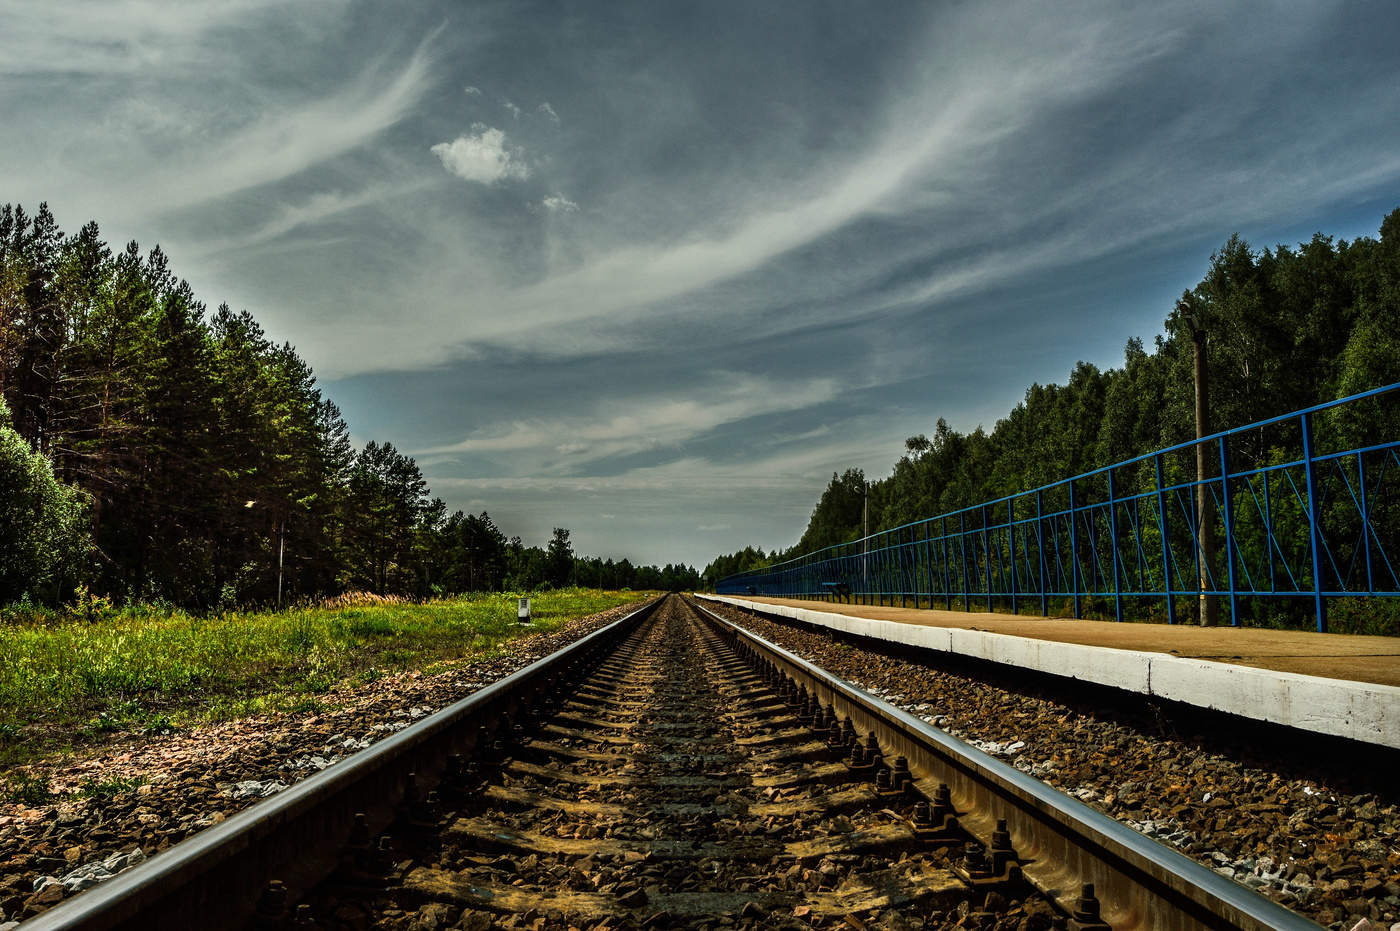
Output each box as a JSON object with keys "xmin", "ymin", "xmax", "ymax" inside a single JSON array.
[{"xmin": 22, "ymin": 595, "xmax": 1319, "ymax": 930}]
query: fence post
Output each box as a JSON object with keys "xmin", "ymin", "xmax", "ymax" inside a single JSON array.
[
  {"xmin": 1068, "ymin": 479, "xmax": 1081, "ymax": 618},
  {"xmin": 879, "ymin": 534, "xmax": 886, "ymax": 606},
  {"xmin": 1108, "ymin": 468, "xmax": 1123, "ymax": 622},
  {"xmin": 959, "ymin": 512, "xmax": 970, "ymax": 612},
  {"xmin": 1008, "ymin": 499, "xmax": 1018, "ymax": 614},
  {"xmin": 982, "ymin": 505, "xmax": 992, "ymax": 612},
  {"xmin": 943, "ymin": 516, "xmax": 954, "ymax": 610},
  {"xmin": 924, "ymin": 522, "xmax": 933, "ymax": 609},
  {"xmin": 1218, "ymin": 435, "xmax": 1239, "ymax": 626},
  {"xmin": 900, "ymin": 528, "xmax": 907, "ymax": 608},
  {"xmin": 1036, "ymin": 490, "xmax": 1048, "ymax": 616},
  {"xmin": 1154, "ymin": 454, "xmax": 1175, "ymax": 623},
  {"xmin": 881, "ymin": 533, "xmax": 890, "ymax": 606},
  {"xmin": 1301, "ymin": 412, "xmax": 1328, "ymax": 632},
  {"xmin": 1359, "ymin": 454, "xmax": 1373, "ymax": 593}
]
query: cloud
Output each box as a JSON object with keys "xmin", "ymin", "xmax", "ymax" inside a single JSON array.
[
  {"xmin": 541, "ymin": 194, "xmax": 579, "ymax": 213},
  {"xmin": 463, "ymin": 85, "xmax": 482, "ymax": 96},
  {"xmin": 538, "ymin": 102, "xmax": 560, "ymax": 124},
  {"xmin": 0, "ymin": 4, "xmax": 438, "ymax": 229},
  {"xmin": 431, "ymin": 126, "xmax": 529, "ymax": 184},
  {"xmin": 135, "ymin": 34, "xmax": 438, "ymax": 212},
  {"xmin": 358, "ymin": 5, "xmax": 1204, "ymax": 361},
  {"xmin": 193, "ymin": 0, "xmax": 1397, "ymax": 388},
  {"xmin": 417, "ymin": 373, "xmax": 842, "ymax": 472},
  {"xmin": 189, "ymin": 181, "xmax": 431, "ymax": 257},
  {"xmin": 502, "ymin": 99, "xmax": 522, "ymax": 120},
  {"xmin": 0, "ymin": 0, "xmax": 325, "ymax": 75}
]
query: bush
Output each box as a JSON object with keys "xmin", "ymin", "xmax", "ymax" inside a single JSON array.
[{"xmin": 0, "ymin": 398, "xmax": 89, "ymax": 603}]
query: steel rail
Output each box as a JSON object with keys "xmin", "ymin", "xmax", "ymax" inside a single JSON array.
[
  {"xmin": 21, "ymin": 598, "xmax": 664, "ymax": 931},
  {"xmin": 688, "ymin": 597, "xmax": 1320, "ymax": 931}
]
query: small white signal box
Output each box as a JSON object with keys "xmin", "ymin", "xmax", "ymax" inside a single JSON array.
[{"xmin": 517, "ymin": 597, "xmax": 532, "ymax": 624}]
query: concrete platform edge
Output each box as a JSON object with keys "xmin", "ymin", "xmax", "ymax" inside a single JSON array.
[{"xmin": 696, "ymin": 594, "xmax": 1400, "ymax": 750}]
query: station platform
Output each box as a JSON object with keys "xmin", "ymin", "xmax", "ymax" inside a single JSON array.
[{"xmin": 696, "ymin": 594, "xmax": 1400, "ymax": 749}]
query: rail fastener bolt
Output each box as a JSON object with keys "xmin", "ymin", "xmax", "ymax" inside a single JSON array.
[
  {"xmin": 875, "ymin": 758, "xmax": 908, "ymax": 800},
  {"xmin": 847, "ymin": 732, "xmax": 882, "ymax": 777},
  {"xmin": 254, "ymin": 879, "xmax": 288, "ymax": 927},
  {"xmin": 890, "ymin": 756, "xmax": 913, "ymax": 793},
  {"xmin": 1067, "ymin": 883, "xmax": 1111, "ymax": 931},
  {"xmin": 911, "ymin": 784, "xmax": 963, "ymax": 842},
  {"xmin": 989, "ymin": 818, "xmax": 1023, "ymax": 882}
]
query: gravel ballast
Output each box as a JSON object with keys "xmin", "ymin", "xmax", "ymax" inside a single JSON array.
[{"xmin": 698, "ymin": 599, "xmax": 1400, "ymax": 930}]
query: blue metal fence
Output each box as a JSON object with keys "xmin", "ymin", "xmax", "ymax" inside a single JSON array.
[{"xmin": 717, "ymin": 383, "xmax": 1400, "ymax": 632}]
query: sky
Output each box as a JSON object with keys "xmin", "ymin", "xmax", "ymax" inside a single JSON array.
[{"xmin": 3, "ymin": 1, "xmax": 1399, "ymax": 569}]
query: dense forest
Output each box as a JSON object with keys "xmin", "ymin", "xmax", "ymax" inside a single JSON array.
[
  {"xmin": 0, "ymin": 202, "xmax": 700, "ymax": 608},
  {"xmin": 706, "ymin": 207, "xmax": 1400, "ymax": 587}
]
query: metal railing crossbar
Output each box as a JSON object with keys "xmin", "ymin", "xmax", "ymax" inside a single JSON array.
[{"xmin": 719, "ymin": 383, "xmax": 1400, "ymax": 631}]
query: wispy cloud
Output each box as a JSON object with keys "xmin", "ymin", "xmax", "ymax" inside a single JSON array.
[
  {"xmin": 0, "ymin": 0, "xmax": 330, "ymax": 75},
  {"xmin": 189, "ymin": 181, "xmax": 432, "ymax": 257},
  {"xmin": 144, "ymin": 37, "xmax": 437, "ymax": 211},
  {"xmin": 338, "ymin": 5, "xmax": 1216, "ymax": 363},
  {"xmin": 418, "ymin": 373, "xmax": 842, "ymax": 473}
]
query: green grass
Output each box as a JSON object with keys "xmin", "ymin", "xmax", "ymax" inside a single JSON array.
[
  {"xmin": 0, "ymin": 589, "xmax": 643, "ymax": 765},
  {"xmin": 1, "ymin": 771, "xmax": 54, "ymax": 804},
  {"xmin": 77, "ymin": 772, "xmax": 147, "ymax": 797}
]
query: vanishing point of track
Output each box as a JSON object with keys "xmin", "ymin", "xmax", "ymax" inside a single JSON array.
[{"xmin": 23, "ymin": 595, "xmax": 1319, "ymax": 930}]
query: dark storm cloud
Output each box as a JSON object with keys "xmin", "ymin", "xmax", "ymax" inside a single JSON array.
[{"xmin": 3, "ymin": 1, "xmax": 1399, "ymax": 565}]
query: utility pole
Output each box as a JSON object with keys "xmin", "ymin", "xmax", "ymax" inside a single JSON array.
[
  {"xmin": 1188, "ymin": 310, "xmax": 1219, "ymax": 627},
  {"xmin": 277, "ymin": 517, "xmax": 285, "ymax": 611}
]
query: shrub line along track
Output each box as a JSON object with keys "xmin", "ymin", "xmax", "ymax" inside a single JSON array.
[{"xmin": 21, "ymin": 596, "xmax": 1319, "ymax": 930}]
